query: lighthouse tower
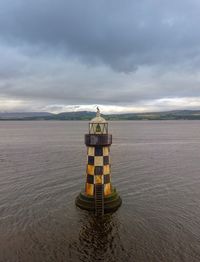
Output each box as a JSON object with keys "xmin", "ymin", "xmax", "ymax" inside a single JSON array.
[{"xmin": 76, "ymin": 108, "xmax": 122, "ymax": 216}]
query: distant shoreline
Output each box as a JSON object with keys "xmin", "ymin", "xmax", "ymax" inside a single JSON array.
[
  {"xmin": 1, "ymin": 110, "xmax": 200, "ymax": 121},
  {"xmin": 1, "ymin": 119, "xmax": 200, "ymax": 121},
  {"xmin": 1, "ymin": 118, "xmax": 200, "ymax": 121}
]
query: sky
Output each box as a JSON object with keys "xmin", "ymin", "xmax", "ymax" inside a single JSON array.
[{"xmin": 1, "ymin": 0, "xmax": 200, "ymax": 113}]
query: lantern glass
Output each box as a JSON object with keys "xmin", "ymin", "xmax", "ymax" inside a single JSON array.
[{"xmin": 89, "ymin": 123, "xmax": 108, "ymax": 134}]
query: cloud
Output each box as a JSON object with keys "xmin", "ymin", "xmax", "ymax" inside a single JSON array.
[
  {"xmin": 1, "ymin": 0, "xmax": 200, "ymax": 71},
  {"xmin": 0, "ymin": 0, "xmax": 200, "ymax": 112}
]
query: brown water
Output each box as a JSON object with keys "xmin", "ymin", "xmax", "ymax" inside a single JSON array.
[{"xmin": 1, "ymin": 121, "xmax": 200, "ymax": 262}]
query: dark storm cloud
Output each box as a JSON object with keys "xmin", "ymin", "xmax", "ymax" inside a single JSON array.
[{"xmin": 0, "ymin": 0, "xmax": 200, "ymax": 72}]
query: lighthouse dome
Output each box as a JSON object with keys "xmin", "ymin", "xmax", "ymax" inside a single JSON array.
[
  {"xmin": 90, "ymin": 107, "xmax": 107, "ymax": 124},
  {"xmin": 90, "ymin": 115, "xmax": 107, "ymax": 124}
]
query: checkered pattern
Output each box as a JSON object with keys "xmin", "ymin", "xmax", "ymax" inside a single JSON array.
[{"xmin": 85, "ymin": 146, "xmax": 112, "ymax": 196}]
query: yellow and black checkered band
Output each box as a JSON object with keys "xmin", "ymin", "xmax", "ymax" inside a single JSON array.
[
  {"xmin": 86, "ymin": 174, "xmax": 110, "ymax": 185},
  {"xmin": 87, "ymin": 146, "xmax": 110, "ymax": 156},
  {"xmin": 86, "ymin": 164, "xmax": 110, "ymax": 175},
  {"xmin": 87, "ymin": 156, "xmax": 109, "ymax": 166},
  {"xmin": 87, "ymin": 146, "xmax": 110, "ymax": 167}
]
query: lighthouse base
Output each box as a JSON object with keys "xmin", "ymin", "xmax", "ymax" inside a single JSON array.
[{"xmin": 75, "ymin": 188, "xmax": 122, "ymax": 213}]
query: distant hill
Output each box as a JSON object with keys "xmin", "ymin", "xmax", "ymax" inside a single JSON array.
[
  {"xmin": 1, "ymin": 110, "xmax": 200, "ymax": 120},
  {"xmin": 105, "ymin": 110, "xmax": 200, "ymax": 120},
  {"xmin": 47, "ymin": 111, "xmax": 96, "ymax": 120},
  {"xmin": 0, "ymin": 112, "xmax": 53, "ymax": 120}
]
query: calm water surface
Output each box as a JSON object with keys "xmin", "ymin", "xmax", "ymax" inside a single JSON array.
[{"xmin": 1, "ymin": 121, "xmax": 200, "ymax": 262}]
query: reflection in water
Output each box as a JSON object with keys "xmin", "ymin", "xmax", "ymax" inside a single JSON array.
[{"xmin": 71, "ymin": 213, "xmax": 125, "ymax": 262}]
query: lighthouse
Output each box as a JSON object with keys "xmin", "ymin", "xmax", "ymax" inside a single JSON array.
[{"xmin": 76, "ymin": 108, "xmax": 122, "ymax": 216}]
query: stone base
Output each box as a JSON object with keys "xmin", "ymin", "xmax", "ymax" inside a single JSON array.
[{"xmin": 75, "ymin": 188, "xmax": 122, "ymax": 213}]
